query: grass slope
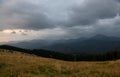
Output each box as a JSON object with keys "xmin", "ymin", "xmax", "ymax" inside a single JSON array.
[{"xmin": 0, "ymin": 49, "xmax": 120, "ymax": 77}]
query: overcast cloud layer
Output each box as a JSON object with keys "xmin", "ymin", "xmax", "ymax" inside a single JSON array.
[{"xmin": 0, "ymin": 0, "xmax": 120, "ymax": 42}]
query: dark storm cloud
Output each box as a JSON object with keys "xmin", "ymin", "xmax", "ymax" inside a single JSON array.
[
  {"xmin": 21, "ymin": 33, "xmax": 27, "ymax": 36},
  {"xmin": 117, "ymin": 0, "xmax": 120, "ymax": 2},
  {"xmin": 11, "ymin": 31, "xmax": 16, "ymax": 34},
  {"xmin": 0, "ymin": 0, "xmax": 120, "ymax": 40},
  {"xmin": 94, "ymin": 15, "xmax": 120, "ymax": 36},
  {"xmin": 66, "ymin": 0, "xmax": 119, "ymax": 26},
  {"xmin": 0, "ymin": 0, "xmax": 5, "ymax": 4},
  {"xmin": 0, "ymin": 29, "xmax": 3, "ymax": 31},
  {"xmin": 0, "ymin": 0, "xmax": 53, "ymax": 30},
  {"xmin": 0, "ymin": 0, "xmax": 120, "ymax": 30}
]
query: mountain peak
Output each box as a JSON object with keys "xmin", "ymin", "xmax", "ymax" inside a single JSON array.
[{"xmin": 90, "ymin": 34, "xmax": 120, "ymax": 41}]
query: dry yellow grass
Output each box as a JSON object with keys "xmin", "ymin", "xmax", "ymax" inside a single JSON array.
[{"xmin": 0, "ymin": 49, "xmax": 120, "ymax": 77}]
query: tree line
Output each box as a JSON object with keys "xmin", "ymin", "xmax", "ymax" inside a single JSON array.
[{"xmin": 0, "ymin": 45, "xmax": 120, "ymax": 61}]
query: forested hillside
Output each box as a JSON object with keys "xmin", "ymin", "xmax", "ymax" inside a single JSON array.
[{"xmin": 0, "ymin": 45, "xmax": 120, "ymax": 61}]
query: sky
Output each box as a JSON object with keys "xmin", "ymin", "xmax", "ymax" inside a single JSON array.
[{"xmin": 0, "ymin": 0, "xmax": 120, "ymax": 42}]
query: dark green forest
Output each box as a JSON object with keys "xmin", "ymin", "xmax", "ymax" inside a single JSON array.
[{"xmin": 0, "ymin": 45, "xmax": 120, "ymax": 61}]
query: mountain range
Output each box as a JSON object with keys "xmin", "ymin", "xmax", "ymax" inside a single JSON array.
[{"xmin": 8, "ymin": 34, "xmax": 120, "ymax": 54}]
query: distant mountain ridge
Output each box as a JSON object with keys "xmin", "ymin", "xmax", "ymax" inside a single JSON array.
[
  {"xmin": 43, "ymin": 35, "xmax": 120, "ymax": 54},
  {"xmin": 8, "ymin": 34, "xmax": 120, "ymax": 54},
  {"xmin": 89, "ymin": 34, "xmax": 120, "ymax": 41}
]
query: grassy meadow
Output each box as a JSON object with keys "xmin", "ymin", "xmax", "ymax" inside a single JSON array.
[{"xmin": 0, "ymin": 49, "xmax": 120, "ymax": 77}]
